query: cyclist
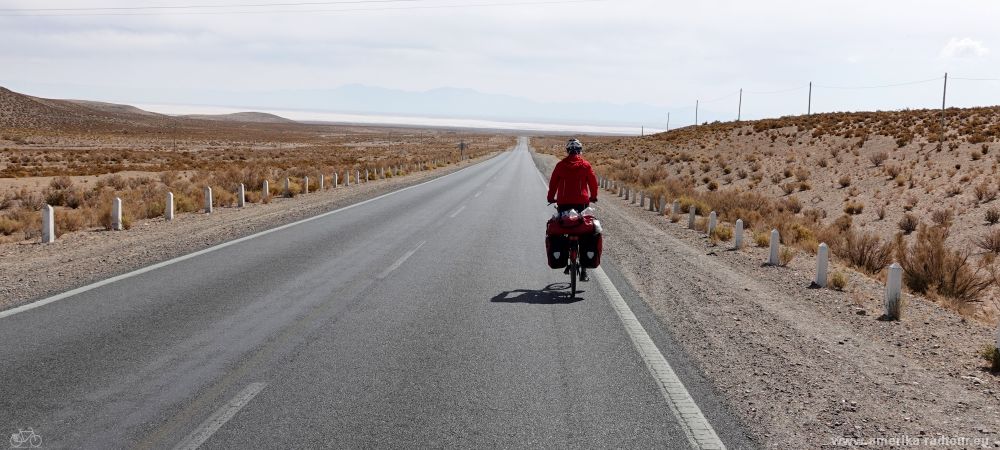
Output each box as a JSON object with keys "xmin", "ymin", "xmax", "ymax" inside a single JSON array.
[{"xmin": 547, "ymin": 138, "xmax": 598, "ymax": 281}]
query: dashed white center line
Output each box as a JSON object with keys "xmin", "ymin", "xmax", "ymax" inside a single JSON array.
[
  {"xmin": 173, "ymin": 382, "xmax": 268, "ymax": 450},
  {"xmin": 377, "ymin": 240, "xmax": 427, "ymax": 279},
  {"xmin": 449, "ymin": 205, "xmax": 467, "ymax": 218},
  {"xmin": 474, "ymin": 191, "xmax": 482, "ymax": 198}
]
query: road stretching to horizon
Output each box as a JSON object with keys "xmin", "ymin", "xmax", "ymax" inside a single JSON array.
[{"xmin": 1, "ymin": 138, "xmax": 751, "ymax": 449}]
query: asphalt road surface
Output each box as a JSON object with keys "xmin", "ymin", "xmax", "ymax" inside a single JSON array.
[{"xmin": 1, "ymin": 138, "xmax": 752, "ymax": 449}]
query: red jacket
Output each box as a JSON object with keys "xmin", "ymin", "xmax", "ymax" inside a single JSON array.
[{"xmin": 547, "ymin": 154, "xmax": 598, "ymax": 205}]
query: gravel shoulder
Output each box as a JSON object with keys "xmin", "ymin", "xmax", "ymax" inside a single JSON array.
[
  {"xmin": 0, "ymin": 153, "xmax": 500, "ymax": 311},
  {"xmin": 532, "ymin": 150, "xmax": 1000, "ymax": 449}
]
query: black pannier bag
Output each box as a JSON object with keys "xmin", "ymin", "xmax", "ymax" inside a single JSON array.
[
  {"xmin": 578, "ymin": 233, "xmax": 603, "ymax": 269},
  {"xmin": 545, "ymin": 234, "xmax": 569, "ymax": 269}
]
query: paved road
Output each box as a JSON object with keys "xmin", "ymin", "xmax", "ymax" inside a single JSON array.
[{"xmin": 1, "ymin": 138, "xmax": 751, "ymax": 449}]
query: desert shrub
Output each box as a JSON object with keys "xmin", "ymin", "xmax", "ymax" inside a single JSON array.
[
  {"xmin": 707, "ymin": 180, "xmax": 719, "ymax": 191},
  {"xmin": 869, "ymin": 151, "xmax": 888, "ymax": 167},
  {"xmin": 54, "ymin": 209, "xmax": 88, "ymax": 237},
  {"xmin": 838, "ymin": 175, "xmax": 851, "ymax": 188},
  {"xmin": 798, "ymin": 181, "xmax": 811, "ymax": 191},
  {"xmin": 885, "ymin": 165, "xmax": 902, "ymax": 179},
  {"xmin": 678, "ymin": 196, "xmax": 710, "ymax": 215},
  {"xmin": 898, "ymin": 213, "xmax": 919, "ymax": 234},
  {"xmin": 780, "ymin": 182, "xmax": 797, "ymax": 195},
  {"xmin": 0, "ymin": 215, "xmax": 21, "ymax": 235},
  {"xmin": 975, "ymin": 182, "xmax": 997, "ymax": 203},
  {"xmin": 174, "ymin": 193, "xmax": 199, "ymax": 213},
  {"xmin": 829, "ymin": 271, "xmax": 848, "ymax": 291},
  {"xmin": 843, "ymin": 201, "xmax": 864, "ymax": 215},
  {"xmin": 754, "ymin": 231, "xmax": 771, "ymax": 247},
  {"xmin": 980, "ymin": 345, "xmax": 1000, "ymax": 373},
  {"xmin": 976, "ymin": 228, "xmax": 1000, "ymax": 253},
  {"xmin": 895, "ymin": 225, "xmax": 992, "ymax": 302},
  {"xmin": 931, "ymin": 209, "xmax": 954, "ymax": 227},
  {"xmin": 669, "ymin": 213, "xmax": 681, "ymax": 223},
  {"xmin": 794, "ymin": 168, "xmax": 810, "ymax": 182},
  {"xmin": 711, "ymin": 224, "xmax": 733, "ymax": 242},
  {"xmin": 779, "ymin": 247, "xmax": 795, "ymax": 266},
  {"xmin": 781, "ymin": 196, "xmax": 802, "ymax": 213},
  {"xmin": 945, "ymin": 185, "xmax": 962, "ymax": 197},
  {"xmin": 987, "ymin": 208, "xmax": 1000, "ymax": 225},
  {"xmin": 49, "ymin": 176, "xmax": 73, "ymax": 190},
  {"xmin": 876, "ymin": 206, "xmax": 886, "ymax": 221},
  {"xmin": 833, "ymin": 227, "xmax": 894, "ymax": 275}
]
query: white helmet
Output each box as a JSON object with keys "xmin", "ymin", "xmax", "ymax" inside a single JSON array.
[{"xmin": 566, "ymin": 139, "xmax": 583, "ymax": 154}]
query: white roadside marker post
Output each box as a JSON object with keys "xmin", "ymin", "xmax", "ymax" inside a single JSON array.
[
  {"xmin": 688, "ymin": 207, "xmax": 696, "ymax": 229},
  {"xmin": 734, "ymin": 219, "xmax": 744, "ymax": 249},
  {"xmin": 333, "ymin": 173, "xmax": 338, "ymax": 188},
  {"xmin": 303, "ymin": 176, "xmax": 309, "ymax": 194},
  {"xmin": 284, "ymin": 178, "xmax": 290, "ymax": 197},
  {"xmin": 319, "ymin": 174, "xmax": 325, "ymax": 191},
  {"xmin": 262, "ymin": 180, "xmax": 269, "ymax": 200},
  {"xmin": 238, "ymin": 183, "xmax": 246, "ymax": 208},
  {"xmin": 356, "ymin": 170, "xmax": 361, "ymax": 185},
  {"xmin": 659, "ymin": 197, "xmax": 667, "ymax": 215},
  {"xmin": 768, "ymin": 229, "xmax": 780, "ymax": 265},
  {"xmin": 41, "ymin": 204, "xmax": 55, "ymax": 243},
  {"xmin": 884, "ymin": 263, "xmax": 903, "ymax": 320},
  {"xmin": 165, "ymin": 192, "xmax": 175, "ymax": 221},
  {"xmin": 672, "ymin": 200, "xmax": 681, "ymax": 215},
  {"xmin": 204, "ymin": 187, "xmax": 213, "ymax": 214},
  {"xmin": 708, "ymin": 211, "xmax": 717, "ymax": 235},
  {"xmin": 815, "ymin": 242, "xmax": 829, "ymax": 287},
  {"xmin": 112, "ymin": 197, "xmax": 123, "ymax": 231}
]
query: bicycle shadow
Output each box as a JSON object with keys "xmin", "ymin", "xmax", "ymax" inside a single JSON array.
[{"xmin": 490, "ymin": 283, "xmax": 585, "ymax": 304}]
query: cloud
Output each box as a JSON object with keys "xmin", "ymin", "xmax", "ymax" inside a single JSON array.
[{"xmin": 940, "ymin": 37, "xmax": 990, "ymax": 59}]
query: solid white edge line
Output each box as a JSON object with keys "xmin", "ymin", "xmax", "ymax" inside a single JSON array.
[
  {"xmin": 531, "ymin": 145, "xmax": 724, "ymax": 449},
  {"xmin": 448, "ymin": 205, "xmax": 467, "ymax": 218},
  {"xmin": 376, "ymin": 240, "xmax": 427, "ymax": 280},
  {"xmin": 0, "ymin": 154, "xmax": 502, "ymax": 320},
  {"xmin": 172, "ymin": 382, "xmax": 268, "ymax": 450},
  {"xmin": 593, "ymin": 268, "xmax": 726, "ymax": 450}
]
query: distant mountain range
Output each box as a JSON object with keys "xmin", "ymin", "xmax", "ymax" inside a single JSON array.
[{"xmin": 237, "ymin": 84, "xmax": 675, "ymax": 126}]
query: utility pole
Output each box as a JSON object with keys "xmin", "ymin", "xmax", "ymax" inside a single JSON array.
[
  {"xmin": 666, "ymin": 112, "xmax": 670, "ymax": 132},
  {"xmin": 807, "ymin": 82, "xmax": 812, "ymax": 115},
  {"xmin": 695, "ymin": 100, "xmax": 699, "ymax": 126},
  {"xmin": 737, "ymin": 88, "xmax": 743, "ymax": 122},
  {"xmin": 459, "ymin": 141, "xmax": 466, "ymax": 160},
  {"xmin": 641, "ymin": 126, "xmax": 644, "ymax": 137},
  {"xmin": 941, "ymin": 72, "xmax": 948, "ymax": 135}
]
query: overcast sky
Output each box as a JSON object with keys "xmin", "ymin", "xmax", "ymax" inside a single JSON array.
[{"xmin": 1, "ymin": 0, "xmax": 999, "ymax": 126}]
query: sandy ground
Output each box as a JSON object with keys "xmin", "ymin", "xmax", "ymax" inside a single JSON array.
[
  {"xmin": 0, "ymin": 153, "xmax": 500, "ymax": 311},
  {"xmin": 533, "ymin": 150, "xmax": 1000, "ymax": 449}
]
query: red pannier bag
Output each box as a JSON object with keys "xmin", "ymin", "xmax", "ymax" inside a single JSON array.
[
  {"xmin": 545, "ymin": 234, "xmax": 569, "ymax": 269},
  {"xmin": 546, "ymin": 214, "xmax": 596, "ymax": 235},
  {"xmin": 579, "ymin": 233, "xmax": 603, "ymax": 269}
]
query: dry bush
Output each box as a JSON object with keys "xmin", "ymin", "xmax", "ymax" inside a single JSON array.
[
  {"xmin": 931, "ymin": 209, "xmax": 954, "ymax": 227},
  {"xmin": 976, "ymin": 228, "xmax": 1000, "ymax": 253},
  {"xmin": 974, "ymin": 182, "xmax": 997, "ymax": 203},
  {"xmin": 980, "ymin": 345, "xmax": 1000, "ymax": 373},
  {"xmin": 794, "ymin": 168, "xmax": 810, "ymax": 182},
  {"xmin": 829, "ymin": 271, "xmax": 848, "ymax": 291},
  {"xmin": 885, "ymin": 165, "xmax": 902, "ymax": 179},
  {"xmin": 0, "ymin": 215, "xmax": 22, "ymax": 235},
  {"xmin": 843, "ymin": 201, "xmax": 864, "ymax": 215},
  {"xmin": 945, "ymin": 185, "xmax": 962, "ymax": 197},
  {"xmin": 54, "ymin": 209, "xmax": 88, "ymax": 236},
  {"xmin": 838, "ymin": 175, "xmax": 851, "ymax": 188},
  {"xmin": 780, "ymin": 182, "xmax": 797, "ymax": 195},
  {"xmin": 754, "ymin": 231, "xmax": 771, "ymax": 247},
  {"xmin": 987, "ymin": 208, "xmax": 1000, "ymax": 225},
  {"xmin": 832, "ymin": 227, "xmax": 894, "ymax": 275},
  {"xmin": 779, "ymin": 247, "xmax": 795, "ymax": 266},
  {"xmin": 869, "ymin": 151, "xmax": 888, "ymax": 167},
  {"xmin": 711, "ymin": 224, "xmax": 733, "ymax": 242},
  {"xmin": 898, "ymin": 213, "xmax": 919, "ymax": 234},
  {"xmin": 895, "ymin": 224, "xmax": 992, "ymax": 302}
]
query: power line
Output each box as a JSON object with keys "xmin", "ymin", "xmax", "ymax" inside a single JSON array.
[
  {"xmin": 744, "ymin": 84, "xmax": 809, "ymax": 95},
  {"xmin": 0, "ymin": 0, "xmax": 421, "ymax": 12},
  {"xmin": 0, "ymin": 0, "xmax": 607, "ymax": 17},
  {"xmin": 813, "ymin": 76, "xmax": 942, "ymax": 90},
  {"xmin": 952, "ymin": 76, "xmax": 1000, "ymax": 82}
]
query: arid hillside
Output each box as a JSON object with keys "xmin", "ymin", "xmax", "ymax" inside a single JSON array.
[{"xmin": 536, "ymin": 107, "xmax": 1000, "ymax": 322}]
